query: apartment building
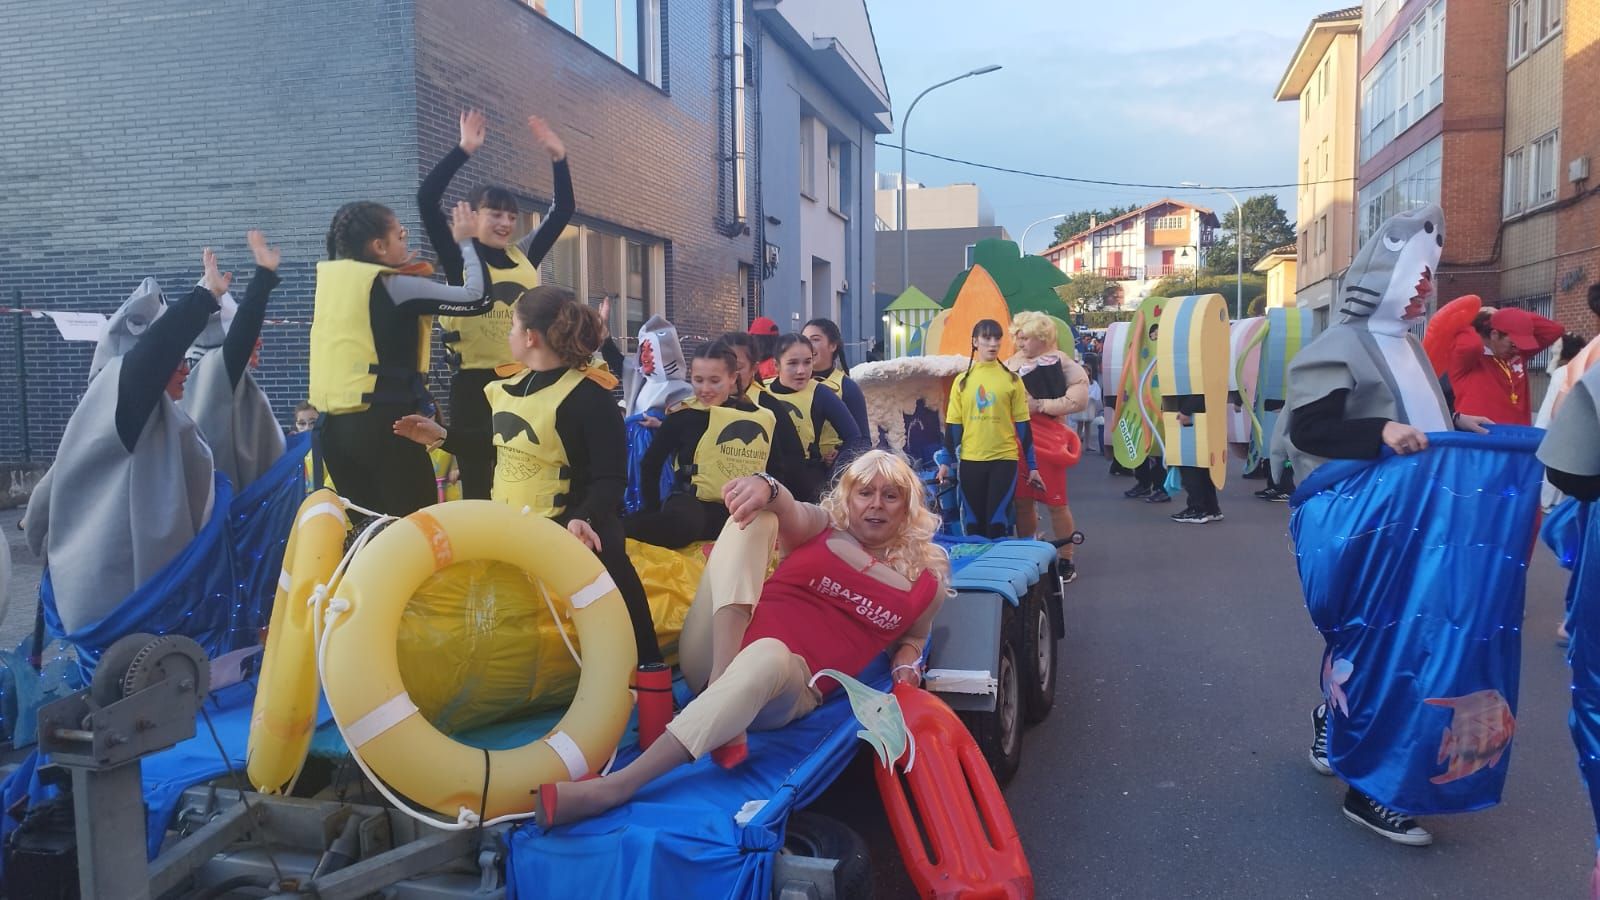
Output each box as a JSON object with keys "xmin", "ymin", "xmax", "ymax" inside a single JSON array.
[{"xmin": 1038, "ymin": 200, "xmax": 1218, "ymax": 308}]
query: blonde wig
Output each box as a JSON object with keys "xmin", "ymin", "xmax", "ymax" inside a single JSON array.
[
  {"xmin": 819, "ymin": 450, "xmax": 951, "ymax": 586},
  {"xmin": 1009, "ymin": 310, "xmax": 1059, "ymax": 349}
]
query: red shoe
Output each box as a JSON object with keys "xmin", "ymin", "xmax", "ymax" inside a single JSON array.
[
  {"xmin": 635, "ymin": 663, "xmax": 674, "ymax": 749},
  {"xmin": 711, "ymin": 736, "xmax": 748, "ymax": 769}
]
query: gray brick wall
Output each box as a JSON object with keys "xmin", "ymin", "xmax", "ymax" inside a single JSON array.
[{"xmin": 0, "ymin": 0, "xmax": 420, "ymax": 463}]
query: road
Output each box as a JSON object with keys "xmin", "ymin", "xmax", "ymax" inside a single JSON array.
[
  {"xmin": 814, "ymin": 453, "xmax": 1593, "ymax": 898},
  {"xmin": 3, "ymin": 457, "xmax": 1591, "ymax": 897}
]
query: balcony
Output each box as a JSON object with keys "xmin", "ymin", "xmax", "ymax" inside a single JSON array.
[
  {"xmin": 1096, "ymin": 266, "xmax": 1144, "ymax": 281},
  {"xmin": 1147, "ymin": 264, "xmax": 1198, "ymax": 279}
]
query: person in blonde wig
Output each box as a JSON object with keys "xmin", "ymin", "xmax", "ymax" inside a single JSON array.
[
  {"xmin": 1006, "ymin": 311, "xmax": 1090, "ymax": 581},
  {"xmin": 535, "ymin": 449, "xmax": 951, "ymax": 826}
]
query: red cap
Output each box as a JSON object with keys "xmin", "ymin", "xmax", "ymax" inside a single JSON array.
[
  {"xmin": 748, "ymin": 316, "xmax": 780, "ymax": 336},
  {"xmin": 1489, "ymin": 308, "xmax": 1541, "ymax": 352}
]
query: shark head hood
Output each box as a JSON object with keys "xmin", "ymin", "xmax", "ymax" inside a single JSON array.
[
  {"xmin": 88, "ymin": 277, "xmax": 167, "ymax": 384},
  {"xmin": 628, "ymin": 314, "xmax": 694, "ymax": 415},
  {"xmin": 1338, "ymin": 203, "xmax": 1444, "ymax": 336},
  {"xmin": 185, "ymin": 287, "xmax": 239, "ymax": 364}
]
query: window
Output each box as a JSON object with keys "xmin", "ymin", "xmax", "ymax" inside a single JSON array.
[
  {"xmin": 799, "ymin": 118, "xmax": 816, "ymax": 198},
  {"xmin": 1509, "ymin": 0, "xmax": 1531, "ymax": 63},
  {"xmin": 528, "ymin": 0, "xmax": 660, "ymax": 86},
  {"xmin": 827, "ymin": 140, "xmax": 844, "ymax": 215},
  {"xmin": 738, "ymin": 263, "xmax": 753, "ymax": 323},
  {"xmin": 1361, "ymin": 0, "xmax": 1446, "ymax": 164},
  {"xmin": 1533, "ymin": 130, "xmax": 1559, "ymax": 206},
  {"xmin": 1357, "ymin": 135, "xmax": 1443, "ymax": 245},
  {"xmin": 1317, "ymin": 215, "xmax": 1328, "ymax": 256},
  {"xmin": 1504, "ymin": 147, "xmax": 1527, "ymax": 217},
  {"xmin": 1504, "ymin": 130, "xmax": 1561, "ymax": 218},
  {"xmin": 1321, "ymin": 138, "xmax": 1330, "ymax": 176},
  {"xmin": 1154, "ymin": 214, "xmax": 1186, "ymax": 230},
  {"xmin": 538, "ymin": 223, "xmax": 664, "ymax": 348},
  {"xmin": 1303, "ymin": 158, "xmax": 1311, "ymax": 185},
  {"xmin": 1540, "ymin": 0, "xmax": 1562, "ymax": 39},
  {"xmin": 965, "ymin": 244, "xmax": 978, "ymax": 268}
]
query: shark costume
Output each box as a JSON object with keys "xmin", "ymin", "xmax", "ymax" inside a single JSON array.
[
  {"xmin": 179, "ymin": 265, "xmax": 285, "ymax": 491},
  {"xmin": 23, "ymin": 279, "xmax": 221, "ymax": 635},
  {"xmin": 1284, "ymin": 204, "xmax": 1545, "ymax": 835}
]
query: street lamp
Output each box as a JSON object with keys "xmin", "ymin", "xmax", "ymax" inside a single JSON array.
[
  {"xmin": 1181, "ymin": 181, "xmax": 1245, "ymax": 319},
  {"xmin": 1177, "ymin": 246, "xmax": 1199, "ymax": 295},
  {"xmin": 900, "ymin": 64, "xmax": 1003, "ymax": 292},
  {"xmin": 1020, "ymin": 213, "xmax": 1070, "ymax": 258}
]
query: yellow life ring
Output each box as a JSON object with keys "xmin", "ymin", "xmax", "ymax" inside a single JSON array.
[
  {"xmin": 320, "ymin": 500, "xmax": 636, "ymax": 821},
  {"xmin": 247, "ymin": 489, "xmax": 349, "ymax": 793}
]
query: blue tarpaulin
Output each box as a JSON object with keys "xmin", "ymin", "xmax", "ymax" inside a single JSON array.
[
  {"xmin": 624, "ymin": 414, "xmax": 679, "ymax": 515},
  {"xmin": 505, "ymin": 658, "xmax": 891, "ymax": 900},
  {"xmin": 1565, "ymin": 499, "xmax": 1600, "ymax": 843},
  {"xmin": 1289, "ymin": 426, "xmax": 1543, "ymax": 815}
]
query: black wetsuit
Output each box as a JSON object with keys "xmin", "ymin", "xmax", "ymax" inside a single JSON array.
[
  {"xmin": 418, "ymin": 148, "xmax": 575, "ymax": 500},
  {"xmin": 117, "ymin": 286, "xmax": 222, "ymax": 450},
  {"xmin": 765, "ymin": 381, "xmax": 866, "ymax": 502}
]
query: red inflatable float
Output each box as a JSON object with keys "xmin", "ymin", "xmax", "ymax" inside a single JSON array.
[{"xmin": 874, "ymin": 683, "xmax": 1033, "ymax": 899}]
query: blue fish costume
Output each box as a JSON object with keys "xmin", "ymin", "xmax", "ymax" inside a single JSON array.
[
  {"xmin": 1537, "ymin": 366, "xmax": 1600, "ymax": 890},
  {"xmin": 1280, "ymin": 204, "xmax": 1544, "ymax": 828}
]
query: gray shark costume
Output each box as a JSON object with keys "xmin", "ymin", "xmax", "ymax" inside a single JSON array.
[
  {"xmin": 23, "ymin": 279, "xmax": 219, "ymax": 634},
  {"xmin": 1278, "ymin": 204, "xmax": 1452, "ymax": 478},
  {"xmin": 178, "ymin": 269, "xmax": 286, "ymax": 491},
  {"xmin": 1539, "ymin": 364, "xmax": 1600, "ymax": 485}
]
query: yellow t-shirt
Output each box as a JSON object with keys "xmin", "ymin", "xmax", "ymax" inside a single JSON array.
[{"xmin": 946, "ymin": 360, "xmax": 1028, "ymax": 462}]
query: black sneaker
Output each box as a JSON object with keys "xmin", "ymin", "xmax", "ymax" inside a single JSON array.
[
  {"xmin": 1124, "ymin": 485, "xmax": 1153, "ymax": 499},
  {"xmin": 1342, "ymin": 788, "xmax": 1432, "ymax": 846},
  {"xmin": 1208, "ymin": 510, "xmax": 1224, "ymax": 522},
  {"xmin": 1171, "ymin": 508, "xmax": 1209, "ymax": 524},
  {"xmin": 1061, "ymin": 561, "xmax": 1078, "ymax": 584},
  {"xmin": 1309, "ymin": 703, "xmax": 1333, "ymax": 775},
  {"xmin": 1254, "ymin": 487, "xmax": 1276, "ymax": 499},
  {"xmin": 1269, "ymin": 491, "xmax": 1290, "ymax": 503},
  {"xmin": 1146, "ymin": 489, "xmax": 1172, "ymax": 504}
]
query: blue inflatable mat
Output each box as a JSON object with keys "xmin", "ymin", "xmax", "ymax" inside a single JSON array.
[{"xmin": 506, "ymin": 657, "xmax": 892, "ymax": 900}]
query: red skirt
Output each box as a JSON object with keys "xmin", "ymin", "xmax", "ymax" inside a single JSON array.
[{"xmin": 1017, "ymin": 414, "xmax": 1080, "ymax": 506}]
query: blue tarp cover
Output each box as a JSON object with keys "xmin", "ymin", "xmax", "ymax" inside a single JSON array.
[
  {"xmin": 1563, "ymin": 499, "xmax": 1600, "ymax": 842},
  {"xmin": 1290, "ymin": 426, "xmax": 1543, "ymax": 815}
]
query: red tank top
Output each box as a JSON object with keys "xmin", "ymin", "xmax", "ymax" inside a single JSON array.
[{"xmin": 742, "ymin": 528, "xmax": 940, "ymax": 690}]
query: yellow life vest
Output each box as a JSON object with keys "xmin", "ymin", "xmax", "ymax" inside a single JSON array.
[
  {"xmin": 745, "ymin": 381, "xmax": 765, "ymax": 404},
  {"xmin": 439, "ymin": 245, "xmax": 539, "ymax": 371},
  {"xmin": 308, "ymin": 260, "xmax": 432, "ymax": 414},
  {"xmin": 486, "ymin": 368, "xmax": 586, "ymax": 517},
  {"xmin": 769, "ymin": 380, "xmax": 821, "ymax": 462},
  {"xmin": 686, "ymin": 404, "xmax": 776, "ymax": 501},
  {"xmin": 814, "ymin": 368, "xmax": 847, "ymax": 458}
]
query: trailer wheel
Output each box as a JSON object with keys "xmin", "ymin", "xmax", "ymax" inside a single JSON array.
[
  {"xmin": 958, "ymin": 603, "xmax": 1024, "ymax": 785},
  {"xmin": 1022, "ymin": 585, "xmax": 1057, "ymax": 725},
  {"xmin": 781, "ymin": 811, "xmax": 874, "ymax": 900}
]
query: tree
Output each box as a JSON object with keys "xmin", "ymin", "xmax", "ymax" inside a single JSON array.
[
  {"xmin": 940, "ymin": 239, "xmax": 1072, "ymax": 317},
  {"xmin": 1054, "ymin": 273, "xmax": 1113, "ymax": 313},
  {"xmin": 1050, "ymin": 204, "xmax": 1139, "ymax": 246},
  {"xmin": 1202, "ymin": 193, "xmax": 1296, "ymax": 276},
  {"xmin": 1146, "ymin": 272, "xmax": 1267, "ymax": 315}
]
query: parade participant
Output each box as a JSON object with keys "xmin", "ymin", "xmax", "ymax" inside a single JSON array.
[
  {"xmin": 293, "ymin": 402, "xmax": 319, "ymax": 433},
  {"xmin": 765, "ymin": 333, "xmax": 865, "ymax": 502},
  {"xmin": 715, "ymin": 332, "xmax": 806, "ymax": 486},
  {"xmin": 803, "ymin": 317, "xmax": 870, "ymax": 457},
  {"xmin": 1435, "ymin": 297, "xmax": 1562, "ymax": 425},
  {"xmin": 625, "ymin": 342, "xmax": 786, "ymax": 549},
  {"xmin": 393, "ymin": 285, "xmax": 669, "ymax": 736},
  {"xmin": 1006, "ymin": 311, "xmax": 1088, "ymax": 577},
  {"xmin": 23, "ymin": 250, "xmax": 233, "ymax": 633},
  {"xmin": 1537, "ymin": 333, "xmax": 1590, "ymax": 512},
  {"xmin": 309, "ymin": 199, "xmax": 490, "ymax": 517},
  {"xmin": 1170, "ymin": 398, "xmax": 1221, "ymax": 524},
  {"xmin": 535, "ymin": 450, "xmax": 950, "ymax": 826},
  {"xmin": 417, "ymin": 109, "xmax": 573, "ymax": 500},
  {"xmin": 938, "ymin": 319, "xmax": 1043, "ymax": 539},
  {"xmin": 1550, "ymin": 284, "xmax": 1600, "ymax": 410},
  {"xmin": 179, "ymin": 230, "xmax": 285, "ymax": 491},
  {"xmin": 1282, "ymin": 204, "xmax": 1496, "ymax": 846},
  {"xmin": 749, "ymin": 316, "xmax": 780, "ymax": 382}
]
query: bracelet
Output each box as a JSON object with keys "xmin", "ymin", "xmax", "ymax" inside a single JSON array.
[
  {"xmin": 892, "ymin": 663, "xmax": 923, "ymax": 680},
  {"xmin": 756, "ymin": 472, "xmax": 780, "ymax": 504}
]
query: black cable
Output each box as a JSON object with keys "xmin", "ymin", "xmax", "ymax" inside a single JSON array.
[
  {"xmin": 876, "ymin": 141, "xmax": 1358, "ymax": 191},
  {"xmin": 199, "ymin": 703, "xmax": 289, "ymax": 889},
  {"xmin": 478, "ymin": 747, "xmax": 491, "ymax": 829}
]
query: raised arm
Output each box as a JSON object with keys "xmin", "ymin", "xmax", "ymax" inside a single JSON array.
[
  {"xmin": 221, "ymin": 231, "xmax": 282, "ymax": 387},
  {"xmin": 518, "ymin": 115, "xmax": 574, "ymax": 266},
  {"xmin": 383, "ymin": 203, "xmax": 492, "ymax": 315},
  {"xmin": 1525, "ymin": 312, "xmax": 1566, "ymax": 360},
  {"xmin": 416, "ymin": 110, "xmax": 485, "ymax": 284},
  {"xmin": 116, "ymin": 250, "xmax": 227, "ymax": 452}
]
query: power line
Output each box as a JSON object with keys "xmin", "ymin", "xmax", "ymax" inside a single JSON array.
[{"xmin": 878, "ymin": 142, "xmax": 1358, "ymax": 191}]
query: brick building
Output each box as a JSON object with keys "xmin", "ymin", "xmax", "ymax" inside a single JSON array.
[
  {"xmin": 1553, "ymin": 1, "xmax": 1599, "ymax": 330},
  {"xmin": 0, "ymin": 0, "xmax": 888, "ymax": 466}
]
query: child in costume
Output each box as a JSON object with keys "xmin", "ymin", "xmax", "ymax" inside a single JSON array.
[
  {"xmin": 626, "ymin": 342, "xmax": 787, "ymax": 549},
  {"xmin": 417, "ymin": 109, "xmax": 573, "ymax": 500},
  {"xmin": 393, "ymin": 286, "xmax": 670, "ymax": 744},
  {"xmin": 764, "ymin": 333, "xmax": 866, "ymax": 503},
  {"xmin": 938, "ymin": 319, "xmax": 1043, "ymax": 539},
  {"xmin": 803, "ymin": 317, "xmax": 871, "ymax": 458},
  {"xmin": 1006, "ymin": 312, "xmax": 1088, "ymax": 578},
  {"xmin": 1282, "ymin": 204, "xmax": 1495, "ymax": 846}
]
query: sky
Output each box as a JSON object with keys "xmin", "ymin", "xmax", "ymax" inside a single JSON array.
[{"xmin": 867, "ymin": 0, "xmax": 1336, "ymax": 252}]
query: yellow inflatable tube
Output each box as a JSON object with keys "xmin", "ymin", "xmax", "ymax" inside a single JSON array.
[
  {"xmin": 321, "ymin": 500, "xmax": 636, "ymax": 821},
  {"xmin": 248, "ymin": 489, "xmax": 348, "ymax": 794}
]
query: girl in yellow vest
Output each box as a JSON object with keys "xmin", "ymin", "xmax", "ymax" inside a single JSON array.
[
  {"xmin": 393, "ymin": 286, "xmax": 669, "ymax": 731},
  {"xmin": 625, "ymin": 342, "xmax": 788, "ymax": 549},
  {"xmin": 763, "ymin": 333, "xmax": 865, "ymax": 503},
  {"xmin": 714, "ymin": 331, "xmax": 806, "ymax": 479},
  {"xmin": 936, "ymin": 319, "xmax": 1044, "ymax": 539},
  {"xmin": 802, "ymin": 318, "xmax": 870, "ymax": 458},
  {"xmin": 417, "ymin": 109, "xmax": 574, "ymax": 501},
  {"xmin": 308, "ymin": 200, "xmax": 492, "ymax": 517}
]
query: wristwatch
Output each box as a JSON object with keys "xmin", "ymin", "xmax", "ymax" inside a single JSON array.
[{"xmin": 755, "ymin": 471, "xmax": 780, "ymax": 504}]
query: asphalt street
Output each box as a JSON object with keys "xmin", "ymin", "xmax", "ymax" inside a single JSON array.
[{"xmin": 822, "ymin": 451, "xmax": 1593, "ymax": 899}]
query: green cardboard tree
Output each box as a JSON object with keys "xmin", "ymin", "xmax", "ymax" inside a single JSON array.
[{"xmin": 940, "ymin": 238, "xmax": 1073, "ymax": 319}]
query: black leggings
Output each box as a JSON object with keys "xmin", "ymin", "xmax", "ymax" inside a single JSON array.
[
  {"xmin": 959, "ymin": 459, "xmax": 1016, "ymax": 539},
  {"xmin": 564, "ymin": 513, "xmax": 663, "ymax": 666},
  {"xmin": 625, "ymin": 493, "xmax": 730, "ymax": 549},
  {"xmin": 1179, "ymin": 465, "xmax": 1221, "ymax": 515},
  {"xmin": 1135, "ymin": 456, "xmax": 1168, "ymax": 491},
  {"xmin": 319, "ymin": 407, "xmax": 436, "ymax": 517},
  {"xmin": 448, "ymin": 368, "xmax": 498, "ymax": 501}
]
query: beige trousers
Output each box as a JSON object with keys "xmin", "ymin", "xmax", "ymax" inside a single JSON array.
[{"xmin": 667, "ymin": 512, "xmax": 822, "ymax": 758}]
